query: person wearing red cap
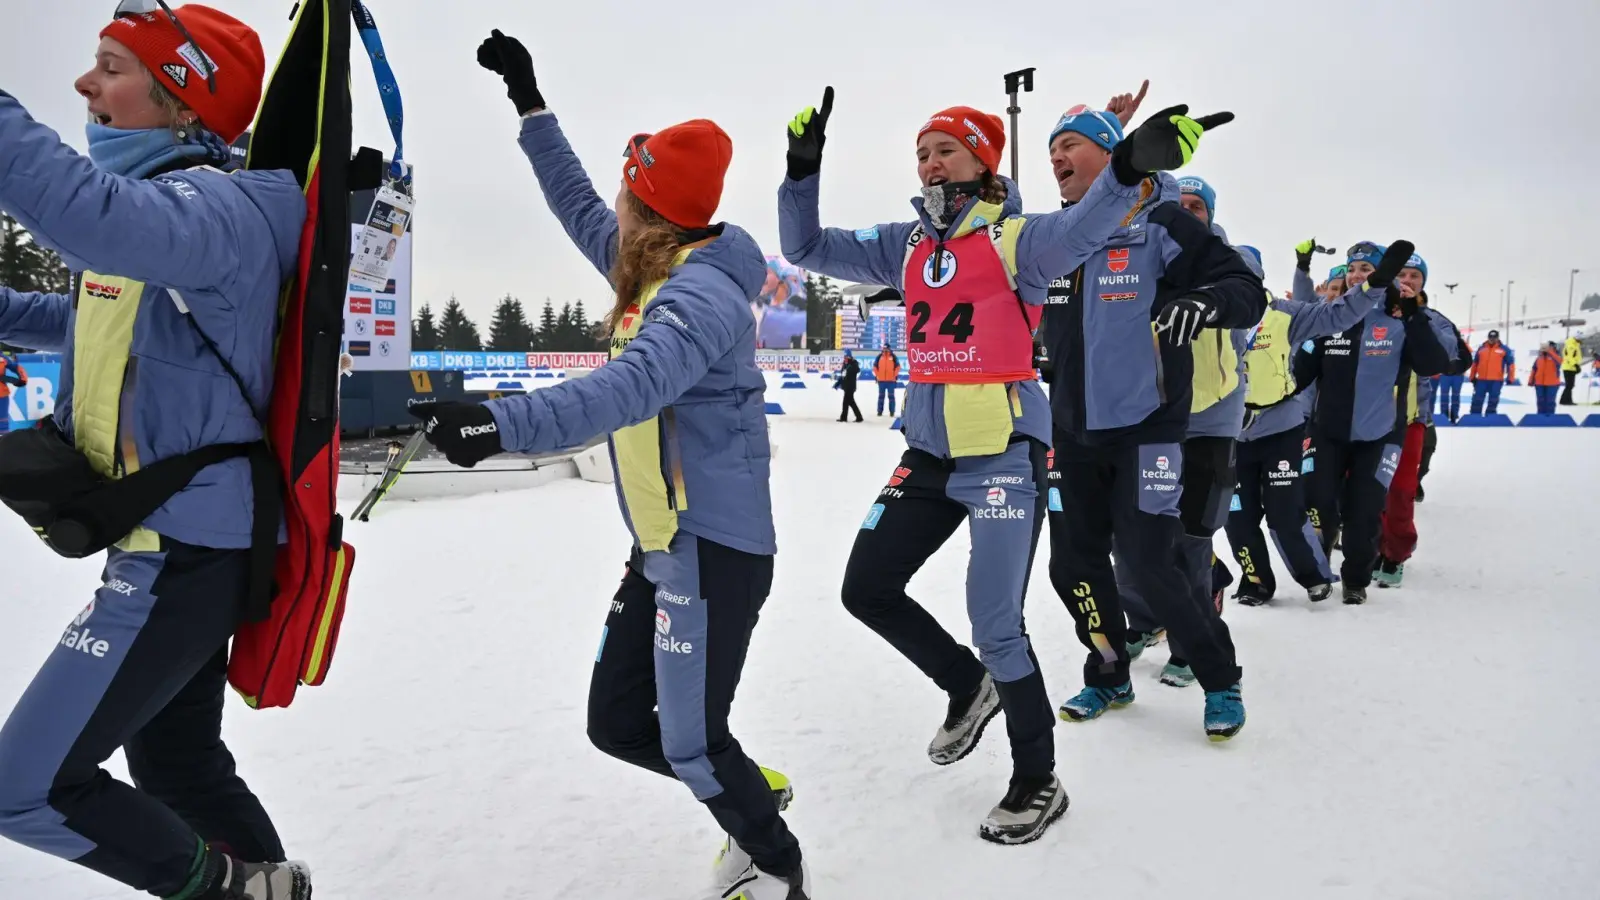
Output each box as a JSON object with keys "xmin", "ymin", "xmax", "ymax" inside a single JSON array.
[
  {"xmin": 0, "ymin": 4, "xmax": 315, "ymax": 900},
  {"xmin": 411, "ymin": 29, "xmax": 808, "ymax": 900},
  {"xmin": 777, "ymin": 83, "xmax": 1230, "ymax": 846}
]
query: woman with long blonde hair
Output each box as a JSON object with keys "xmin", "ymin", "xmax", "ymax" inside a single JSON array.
[{"xmin": 411, "ymin": 28, "xmax": 809, "ymax": 900}]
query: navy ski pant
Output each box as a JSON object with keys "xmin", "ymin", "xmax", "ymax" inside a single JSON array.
[
  {"xmin": 1117, "ymin": 436, "xmax": 1243, "ymax": 663},
  {"xmin": 1305, "ymin": 430, "xmax": 1401, "ymax": 590},
  {"xmin": 1047, "ymin": 433, "xmax": 1243, "ymax": 693},
  {"xmin": 587, "ymin": 533, "xmax": 802, "ymax": 878},
  {"xmin": 1224, "ymin": 425, "xmax": 1335, "ymax": 597},
  {"xmin": 0, "ymin": 540, "xmax": 282, "ymax": 897},
  {"xmin": 839, "ymin": 439, "xmax": 1056, "ymax": 779}
]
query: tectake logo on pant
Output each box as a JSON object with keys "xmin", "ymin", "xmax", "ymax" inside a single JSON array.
[
  {"xmin": 653, "ymin": 608, "xmax": 693, "ymax": 654},
  {"xmin": 60, "ymin": 598, "xmax": 110, "ymax": 658},
  {"xmin": 973, "ymin": 486, "xmax": 1026, "ymax": 520}
]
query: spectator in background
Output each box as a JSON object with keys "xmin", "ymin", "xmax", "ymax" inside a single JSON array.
[
  {"xmin": 1530, "ymin": 341, "xmax": 1563, "ymax": 415},
  {"xmin": 0, "ymin": 350, "xmax": 24, "ymax": 433},
  {"xmin": 1561, "ymin": 335, "xmax": 1582, "ymax": 406},
  {"xmin": 872, "ymin": 343, "xmax": 900, "ymax": 416},
  {"xmin": 836, "ymin": 349, "xmax": 863, "ymax": 422},
  {"xmin": 1468, "ymin": 330, "xmax": 1513, "ymax": 415}
]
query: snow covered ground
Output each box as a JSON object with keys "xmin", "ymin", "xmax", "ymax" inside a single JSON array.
[{"xmin": 1, "ymin": 413, "xmax": 1597, "ymax": 899}]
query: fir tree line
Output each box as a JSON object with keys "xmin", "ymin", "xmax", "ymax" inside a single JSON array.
[
  {"xmin": 0, "ymin": 213, "xmax": 71, "ymax": 353},
  {"xmin": 411, "ymin": 296, "xmax": 605, "ymax": 352}
]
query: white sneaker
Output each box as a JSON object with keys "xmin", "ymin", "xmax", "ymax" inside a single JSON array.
[
  {"xmin": 712, "ymin": 838, "xmax": 753, "ymax": 890},
  {"xmin": 978, "ymin": 774, "xmax": 1069, "ymax": 845},
  {"xmin": 219, "ymin": 858, "xmax": 313, "ymax": 899},
  {"xmin": 706, "ymin": 859, "xmax": 811, "ymax": 899},
  {"xmin": 928, "ymin": 673, "xmax": 1000, "ymax": 765}
]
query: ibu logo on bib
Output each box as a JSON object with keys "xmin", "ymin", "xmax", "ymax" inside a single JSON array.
[{"xmin": 923, "ymin": 249, "xmax": 958, "ymax": 288}]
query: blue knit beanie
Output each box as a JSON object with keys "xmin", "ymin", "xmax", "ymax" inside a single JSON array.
[
  {"xmin": 1402, "ymin": 252, "xmax": 1428, "ymax": 286},
  {"xmin": 1178, "ymin": 176, "xmax": 1216, "ymax": 220},
  {"xmin": 1046, "ymin": 105, "xmax": 1123, "ymax": 152},
  {"xmin": 1347, "ymin": 241, "xmax": 1387, "ymax": 268}
]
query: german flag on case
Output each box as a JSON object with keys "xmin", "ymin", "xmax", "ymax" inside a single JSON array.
[{"xmin": 226, "ymin": 0, "xmax": 391, "ymax": 709}]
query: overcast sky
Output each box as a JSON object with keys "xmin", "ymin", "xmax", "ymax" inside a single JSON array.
[{"xmin": 7, "ymin": 1, "xmax": 1599, "ymax": 338}]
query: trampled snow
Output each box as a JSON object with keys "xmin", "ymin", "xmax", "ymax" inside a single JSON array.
[{"xmin": 2, "ymin": 404, "xmax": 1597, "ymax": 899}]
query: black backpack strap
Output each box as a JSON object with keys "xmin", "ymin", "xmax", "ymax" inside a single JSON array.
[{"xmin": 170, "ymin": 289, "xmax": 282, "ymax": 621}]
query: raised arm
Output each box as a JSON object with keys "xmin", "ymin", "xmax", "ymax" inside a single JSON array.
[
  {"xmin": 0, "ymin": 93, "xmax": 300, "ymax": 293},
  {"xmin": 478, "ymin": 29, "xmax": 619, "ymax": 279},
  {"xmin": 517, "ymin": 111, "xmax": 620, "ymax": 279},
  {"xmin": 777, "ymin": 173, "xmax": 915, "ymax": 289},
  {"xmin": 1006, "ymin": 163, "xmax": 1144, "ymax": 294},
  {"xmin": 1279, "ymin": 281, "xmax": 1381, "ymax": 345}
]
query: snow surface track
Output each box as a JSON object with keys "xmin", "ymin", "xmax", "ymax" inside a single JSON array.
[{"xmin": 1, "ymin": 419, "xmax": 1597, "ymax": 899}]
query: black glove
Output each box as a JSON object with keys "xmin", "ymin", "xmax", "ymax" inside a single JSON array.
[
  {"xmin": 1366, "ymin": 239, "xmax": 1414, "ymax": 289},
  {"xmin": 409, "ymin": 401, "xmax": 504, "ymax": 468},
  {"xmin": 1154, "ymin": 295, "xmax": 1218, "ymax": 347},
  {"xmin": 476, "ymin": 29, "xmax": 544, "ymax": 115},
  {"xmin": 1110, "ymin": 104, "xmax": 1234, "ymax": 185},
  {"xmin": 786, "ymin": 86, "xmax": 833, "ymax": 181}
]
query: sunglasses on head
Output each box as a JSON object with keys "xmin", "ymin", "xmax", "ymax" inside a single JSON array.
[
  {"xmin": 1347, "ymin": 241, "xmax": 1381, "ymax": 260},
  {"xmin": 114, "ymin": 0, "xmax": 216, "ymax": 95}
]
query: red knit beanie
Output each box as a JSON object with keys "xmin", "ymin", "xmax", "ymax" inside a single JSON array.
[
  {"xmin": 621, "ymin": 119, "xmax": 732, "ymax": 231},
  {"xmin": 917, "ymin": 107, "xmax": 1006, "ymax": 175},
  {"xmin": 101, "ymin": 4, "xmax": 265, "ymax": 143}
]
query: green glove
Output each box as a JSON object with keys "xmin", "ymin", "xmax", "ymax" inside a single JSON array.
[
  {"xmin": 1296, "ymin": 238, "xmax": 1317, "ymax": 272},
  {"xmin": 786, "ymin": 86, "xmax": 833, "ymax": 181},
  {"xmin": 1110, "ymin": 104, "xmax": 1234, "ymax": 185}
]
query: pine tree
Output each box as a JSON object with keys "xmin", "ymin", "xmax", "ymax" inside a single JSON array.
[
  {"xmin": 552, "ymin": 301, "xmax": 577, "ymax": 350},
  {"xmin": 533, "ymin": 298, "xmax": 559, "ymax": 351},
  {"xmin": 570, "ymin": 299, "xmax": 597, "ymax": 350},
  {"xmin": 412, "ymin": 303, "xmax": 439, "ymax": 351},
  {"xmin": 436, "ymin": 296, "xmax": 482, "ymax": 350},
  {"xmin": 486, "ymin": 294, "xmax": 533, "ymax": 351},
  {"xmin": 0, "ymin": 213, "xmax": 71, "ymax": 296}
]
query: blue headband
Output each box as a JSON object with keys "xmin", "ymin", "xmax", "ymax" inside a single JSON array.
[{"xmin": 1046, "ymin": 105, "xmax": 1124, "ymax": 152}]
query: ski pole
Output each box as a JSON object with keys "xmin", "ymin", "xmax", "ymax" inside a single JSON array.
[{"xmin": 1003, "ymin": 67, "xmax": 1036, "ymax": 184}]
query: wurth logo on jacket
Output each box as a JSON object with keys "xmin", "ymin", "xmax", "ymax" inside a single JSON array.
[
  {"xmin": 1038, "ymin": 177, "xmax": 1267, "ymax": 445},
  {"xmin": 1307, "ymin": 305, "xmax": 1451, "ymax": 443}
]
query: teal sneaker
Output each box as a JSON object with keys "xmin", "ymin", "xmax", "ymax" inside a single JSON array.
[
  {"xmin": 1203, "ymin": 683, "xmax": 1246, "ymax": 742},
  {"xmin": 1058, "ymin": 682, "xmax": 1134, "ymax": 722},
  {"xmin": 1159, "ymin": 661, "xmax": 1196, "ymax": 687}
]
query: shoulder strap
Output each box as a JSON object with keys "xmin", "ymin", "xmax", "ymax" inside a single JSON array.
[{"xmin": 167, "ymin": 289, "xmax": 280, "ymax": 620}]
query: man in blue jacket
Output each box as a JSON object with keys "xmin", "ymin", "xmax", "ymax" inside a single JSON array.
[{"xmin": 1037, "ymin": 108, "xmax": 1265, "ymax": 741}]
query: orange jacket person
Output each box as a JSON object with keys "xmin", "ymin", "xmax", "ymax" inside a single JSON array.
[
  {"xmin": 0, "ymin": 352, "xmax": 25, "ymax": 434},
  {"xmin": 1468, "ymin": 330, "xmax": 1513, "ymax": 415},
  {"xmin": 872, "ymin": 344, "xmax": 900, "ymax": 416},
  {"xmin": 1530, "ymin": 342, "xmax": 1562, "ymax": 415}
]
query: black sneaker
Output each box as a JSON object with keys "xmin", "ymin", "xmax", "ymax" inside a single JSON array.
[{"xmin": 978, "ymin": 774, "xmax": 1070, "ymax": 845}]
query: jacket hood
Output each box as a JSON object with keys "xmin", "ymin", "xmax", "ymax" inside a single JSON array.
[
  {"xmin": 678, "ymin": 222, "xmax": 767, "ymax": 299},
  {"xmin": 228, "ymin": 169, "xmax": 309, "ymax": 282}
]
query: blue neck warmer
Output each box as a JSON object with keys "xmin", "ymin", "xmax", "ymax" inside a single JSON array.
[{"xmin": 85, "ymin": 123, "xmax": 230, "ymax": 179}]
